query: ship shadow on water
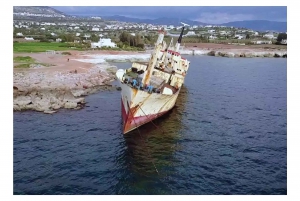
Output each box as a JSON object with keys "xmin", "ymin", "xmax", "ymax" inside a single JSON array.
[{"xmin": 114, "ymin": 86, "xmax": 189, "ymax": 194}]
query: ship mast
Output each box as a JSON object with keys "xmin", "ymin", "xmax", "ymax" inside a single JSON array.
[{"xmin": 142, "ymin": 29, "xmax": 165, "ymax": 86}]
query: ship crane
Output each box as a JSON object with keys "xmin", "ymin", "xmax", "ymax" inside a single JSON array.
[{"xmin": 180, "ymin": 22, "xmax": 190, "ymax": 27}]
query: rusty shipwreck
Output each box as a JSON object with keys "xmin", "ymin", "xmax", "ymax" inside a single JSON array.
[{"xmin": 116, "ymin": 26, "xmax": 190, "ymax": 134}]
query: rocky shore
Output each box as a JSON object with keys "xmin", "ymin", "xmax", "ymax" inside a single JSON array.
[
  {"xmin": 13, "ymin": 64, "xmax": 118, "ymax": 113},
  {"xmin": 179, "ymin": 49, "xmax": 287, "ymax": 58},
  {"xmin": 13, "ymin": 46, "xmax": 287, "ymax": 113}
]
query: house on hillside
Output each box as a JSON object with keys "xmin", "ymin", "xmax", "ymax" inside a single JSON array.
[
  {"xmin": 24, "ymin": 37, "xmax": 34, "ymax": 41},
  {"xmin": 209, "ymin": 35, "xmax": 218, "ymax": 39},
  {"xmin": 281, "ymin": 39, "xmax": 287, "ymax": 45},
  {"xmin": 185, "ymin": 31, "xmax": 196, "ymax": 36},
  {"xmin": 92, "ymin": 27, "xmax": 100, "ymax": 31},
  {"xmin": 251, "ymin": 40, "xmax": 272, "ymax": 44},
  {"xmin": 263, "ymin": 32, "xmax": 276, "ymax": 39},
  {"xmin": 91, "ymin": 38, "xmax": 117, "ymax": 48}
]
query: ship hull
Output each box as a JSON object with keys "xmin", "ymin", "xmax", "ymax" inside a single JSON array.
[{"xmin": 119, "ymin": 82, "xmax": 180, "ymax": 134}]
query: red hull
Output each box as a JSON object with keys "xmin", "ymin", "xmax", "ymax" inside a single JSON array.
[{"xmin": 121, "ymin": 99, "xmax": 169, "ymax": 134}]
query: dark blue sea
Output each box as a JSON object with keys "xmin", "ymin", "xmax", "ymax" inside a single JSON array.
[{"xmin": 13, "ymin": 55, "xmax": 287, "ymax": 195}]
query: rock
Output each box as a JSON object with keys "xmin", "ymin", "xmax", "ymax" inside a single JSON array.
[
  {"xmin": 71, "ymin": 89, "xmax": 86, "ymax": 97},
  {"xmin": 64, "ymin": 102, "xmax": 78, "ymax": 109},
  {"xmin": 44, "ymin": 110, "xmax": 56, "ymax": 114},
  {"xmin": 274, "ymin": 53, "xmax": 281, "ymax": 58},
  {"xmin": 207, "ymin": 51, "xmax": 216, "ymax": 56},
  {"xmin": 15, "ymin": 96, "xmax": 32, "ymax": 106},
  {"xmin": 13, "ymin": 104, "xmax": 21, "ymax": 111},
  {"xmin": 51, "ymin": 103, "xmax": 62, "ymax": 110},
  {"xmin": 263, "ymin": 53, "xmax": 274, "ymax": 57},
  {"xmin": 245, "ymin": 53, "xmax": 254, "ymax": 58},
  {"xmin": 224, "ymin": 52, "xmax": 234, "ymax": 58}
]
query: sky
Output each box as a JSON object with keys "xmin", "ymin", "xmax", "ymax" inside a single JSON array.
[{"xmin": 52, "ymin": 6, "xmax": 287, "ymax": 24}]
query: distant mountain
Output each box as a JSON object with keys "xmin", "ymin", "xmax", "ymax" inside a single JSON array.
[
  {"xmin": 219, "ymin": 20, "xmax": 287, "ymax": 32},
  {"xmin": 101, "ymin": 15, "xmax": 207, "ymax": 26},
  {"xmin": 101, "ymin": 15, "xmax": 287, "ymax": 32},
  {"xmin": 13, "ymin": 6, "xmax": 68, "ymax": 17}
]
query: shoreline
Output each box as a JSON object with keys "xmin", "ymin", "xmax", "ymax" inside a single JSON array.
[
  {"xmin": 13, "ymin": 45, "xmax": 287, "ymax": 113},
  {"xmin": 13, "ymin": 51, "xmax": 122, "ymax": 113}
]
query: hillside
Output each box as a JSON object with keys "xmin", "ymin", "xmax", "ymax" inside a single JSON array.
[
  {"xmin": 220, "ymin": 20, "xmax": 287, "ymax": 32},
  {"xmin": 101, "ymin": 15, "xmax": 286, "ymax": 32},
  {"xmin": 13, "ymin": 6, "xmax": 68, "ymax": 17},
  {"xmin": 101, "ymin": 15, "xmax": 207, "ymax": 26}
]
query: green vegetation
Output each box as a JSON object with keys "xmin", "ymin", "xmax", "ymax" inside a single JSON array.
[
  {"xmin": 14, "ymin": 62, "xmax": 53, "ymax": 68},
  {"xmin": 98, "ymin": 46, "xmax": 144, "ymax": 52},
  {"xmin": 277, "ymin": 33, "xmax": 287, "ymax": 42},
  {"xmin": 61, "ymin": 51, "xmax": 72, "ymax": 55},
  {"xmin": 13, "ymin": 56, "xmax": 35, "ymax": 63},
  {"xmin": 14, "ymin": 63, "xmax": 31, "ymax": 68},
  {"xmin": 14, "ymin": 42, "xmax": 75, "ymax": 53},
  {"xmin": 13, "ymin": 55, "xmax": 53, "ymax": 68},
  {"xmin": 118, "ymin": 32, "xmax": 145, "ymax": 49}
]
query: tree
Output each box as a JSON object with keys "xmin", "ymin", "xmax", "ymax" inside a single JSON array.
[
  {"xmin": 91, "ymin": 34, "xmax": 99, "ymax": 42},
  {"xmin": 277, "ymin": 33, "xmax": 287, "ymax": 42},
  {"xmin": 246, "ymin": 34, "xmax": 250, "ymax": 39}
]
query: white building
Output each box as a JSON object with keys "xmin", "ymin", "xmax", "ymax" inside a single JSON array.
[
  {"xmin": 92, "ymin": 27, "xmax": 100, "ymax": 31},
  {"xmin": 185, "ymin": 31, "xmax": 196, "ymax": 36},
  {"xmin": 209, "ymin": 35, "xmax": 218, "ymax": 39},
  {"xmin": 263, "ymin": 32, "xmax": 276, "ymax": 39},
  {"xmin": 234, "ymin": 34, "xmax": 245, "ymax": 39},
  {"xmin": 281, "ymin": 39, "xmax": 287, "ymax": 44},
  {"xmin": 24, "ymin": 37, "xmax": 34, "ymax": 41},
  {"xmin": 91, "ymin": 38, "xmax": 117, "ymax": 48},
  {"xmin": 16, "ymin": 32, "xmax": 23, "ymax": 36},
  {"xmin": 251, "ymin": 40, "xmax": 272, "ymax": 44}
]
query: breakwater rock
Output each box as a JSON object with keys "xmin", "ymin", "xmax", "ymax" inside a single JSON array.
[
  {"xmin": 13, "ymin": 65, "xmax": 118, "ymax": 113},
  {"xmin": 205, "ymin": 50, "xmax": 287, "ymax": 58},
  {"xmin": 179, "ymin": 48, "xmax": 287, "ymax": 58}
]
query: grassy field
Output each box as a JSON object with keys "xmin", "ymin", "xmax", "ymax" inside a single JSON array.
[
  {"xmin": 13, "ymin": 55, "xmax": 53, "ymax": 68},
  {"xmin": 13, "ymin": 42, "xmax": 78, "ymax": 53},
  {"xmin": 13, "ymin": 56, "xmax": 35, "ymax": 63}
]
